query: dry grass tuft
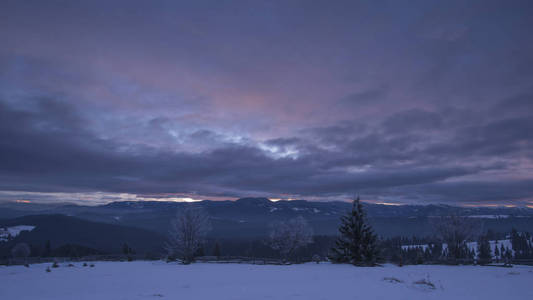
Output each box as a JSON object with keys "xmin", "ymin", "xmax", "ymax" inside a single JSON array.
[
  {"xmin": 413, "ymin": 278, "xmax": 436, "ymax": 289},
  {"xmin": 383, "ymin": 277, "xmax": 403, "ymax": 283}
]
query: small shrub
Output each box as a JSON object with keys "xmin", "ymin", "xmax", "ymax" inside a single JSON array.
[
  {"xmin": 67, "ymin": 263, "xmax": 75, "ymax": 267},
  {"xmin": 165, "ymin": 256, "xmax": 178, "ymax": 263},
  {"xmin": 11, "ymin": 243, "xmax": 31, "ymax": 259},
  {"xmin": 413, "ymin": 278, "xmax": 436, "ymax": 289},
  {"xmin": 383, "ymin": 277, "xmax": 403, "ymax": 283},
  {"xmin": 89, "ymin": 263, "xmax": 95, "ymax": 267},
  {"xmin": 165, "ymin": 255, "xmax": 177, "ymax": 263},
  {"xmin": 45, "ymin": 267, "xmax": 51, "ymax": 273},
  {"xmin": 144, "ymin": 252, "xmax": 158, "ymax": 260},
  {"xmin": 83, "ymin": 262, "xmax": 88, "ymax": 267},
  {"xmin": 312, "ymin": 254, "xmax": 321, "ymax": 264},
  {"xmin": 397, "ymin": 261, "xmax": 403, "ymax": 267},
  {"xmin": 24, "ymin": 263, "xmax": 30, "ymax": 268},
  {"xmin": 52, "ymin": 262, "xmax": 59, "ymax": 268}
]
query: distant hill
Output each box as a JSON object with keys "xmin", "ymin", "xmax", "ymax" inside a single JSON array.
[
  {"xmin": 0, "ymin": 214, "xmax": 165, "ymax": 257},
  {"xmin": 1, "ymin": 198, "xmax": 533, "ymax": 239}
]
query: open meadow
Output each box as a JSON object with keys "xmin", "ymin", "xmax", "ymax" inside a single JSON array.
[{"xmin": 1, "ymin": 261, "xmax": 532, "ymax": 300}]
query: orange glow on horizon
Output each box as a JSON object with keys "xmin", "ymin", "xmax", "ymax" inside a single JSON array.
[
  {"xmin": 269, "ymin": 198, "xmax": 296, "ymax": 202},
  {"xmin": 462, "ymin": 203, "xmax": 517, "ymax": 208},
  {"xmin": 374, "ymin": 202, "xmax": 402, "ymax": 206},
  {"xmin": 15, "ymin": 199, "xmax": 32, "ymax": 203}
]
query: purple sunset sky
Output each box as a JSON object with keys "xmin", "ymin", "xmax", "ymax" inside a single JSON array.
[{"xmin": 1, "ymin": 0, "xmax": 532, "ymax": 206}]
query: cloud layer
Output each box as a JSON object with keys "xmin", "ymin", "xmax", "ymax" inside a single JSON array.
[{"xmin": 1, "ymin": 0, "xmax": 532, "ymax": 205}]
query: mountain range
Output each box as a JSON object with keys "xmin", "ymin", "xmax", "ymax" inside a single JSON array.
[{"xmin": 1, "ymin": 198, "xmax": 532, "ymax": 256}]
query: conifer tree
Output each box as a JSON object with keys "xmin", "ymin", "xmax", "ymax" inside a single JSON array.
[
  {"xmin": 329, "ymin": 197, "xmax": 378, "ymax": 266},
  {"xmin": 477, "ymin": 236, "xmax": 492, "ymax": 265},
  {"xmin": 194, "ymin": 246, "xmax": 205, "ymax": 257},
  {"xmin": 431, "ymin": 242, "xmax": 443, "ymax": 261},
  {"xmin": 504, "ymin": 247, "xmax": 513, "ymax": 261},
  {"xmin": 42, "ymin": 240, "xmax": 51, "ymax": 257},
  {"xmin": 122, "ymin": 243, "xmax": 131, "ymax": 255},
  {"xmin": 494, "ymin": 244, "xmax": 500, "ymax": 262},
  {"xmin": 213, "ymin": 242, "xmax": 221, "ymax": 258}
]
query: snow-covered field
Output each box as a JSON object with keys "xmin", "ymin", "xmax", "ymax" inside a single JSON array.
[{"xmin": 1, "ymin": 261, "xmax": 532, "ymax": 300}]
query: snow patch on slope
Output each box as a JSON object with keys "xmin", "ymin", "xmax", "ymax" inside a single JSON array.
[
  {"xmin": 0, "ymin": 225, "xmax": 36, "ymax": 242},
  {"xmin": 402, "ymin": 239, "xmax": 514, "ymax": 258},
  {"xmin": 467, "ymin": 215, "xmax": 509, "ymax": 219}
]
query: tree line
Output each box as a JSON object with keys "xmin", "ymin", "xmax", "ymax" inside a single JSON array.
[
  {"xmin": 163, "ymin": 198, "xmax": 533, "ymax": 266},
  {"xmin": 5, "ymin": 198, "xmax": 533, "ymax": 267}
]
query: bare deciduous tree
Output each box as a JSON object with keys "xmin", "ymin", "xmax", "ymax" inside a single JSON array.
[
  {"xmin": 432, "ymin": 215, "xmax": 482, "ymax": 261},
  {"xmin": 165, "ymin": 205, "xmax": 211, "ymax": 264},
  {"xmin": 268, "ymin": 216, "xmax": 314, "ymax": 262},
  {"xmin": 11, "ymin": 242, "xmax": 31, "ymax": 260}
]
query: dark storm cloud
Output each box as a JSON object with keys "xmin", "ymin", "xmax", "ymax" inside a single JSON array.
[
  {"xmin": 382, "ymin": 109, "xmax": 444, "ymax": 134},
  {"xmin": 0, "ymin": 0, "xmax": 532, "ymax": 205},
  {"xmin": 381, "ymin": 180, "xmax": 533, "ymax": 205},
  {"xmin": 0, "ymin": 96, "xmax": 526, "ymax": 204},
  {"xmin": 337, "ymin": 87, "xmax": 389, "ymax": 108}
]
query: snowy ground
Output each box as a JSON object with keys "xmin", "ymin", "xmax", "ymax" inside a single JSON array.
[{"xmin": 1, "ymin": 261, "xmax": 532, "ymax": 300}]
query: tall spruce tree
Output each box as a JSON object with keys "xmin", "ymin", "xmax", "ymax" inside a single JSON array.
[
  {"xmin": 329, "ymin": 197, "xmax": 378, "ymax": 266},
  {"xmin": 494, "ymin": 244, "xmax": 500, "ymax": 262},
  {"xmin": 42, "ymin": 240, "xmax": 51, "ymax": 257},
  {"xmin": 477, "ymin": 236, "xmax": 492, "ymax": 265},
  {"xmin": 213, "ymin": 242, "xmax": 221, "ymax": 258}
]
